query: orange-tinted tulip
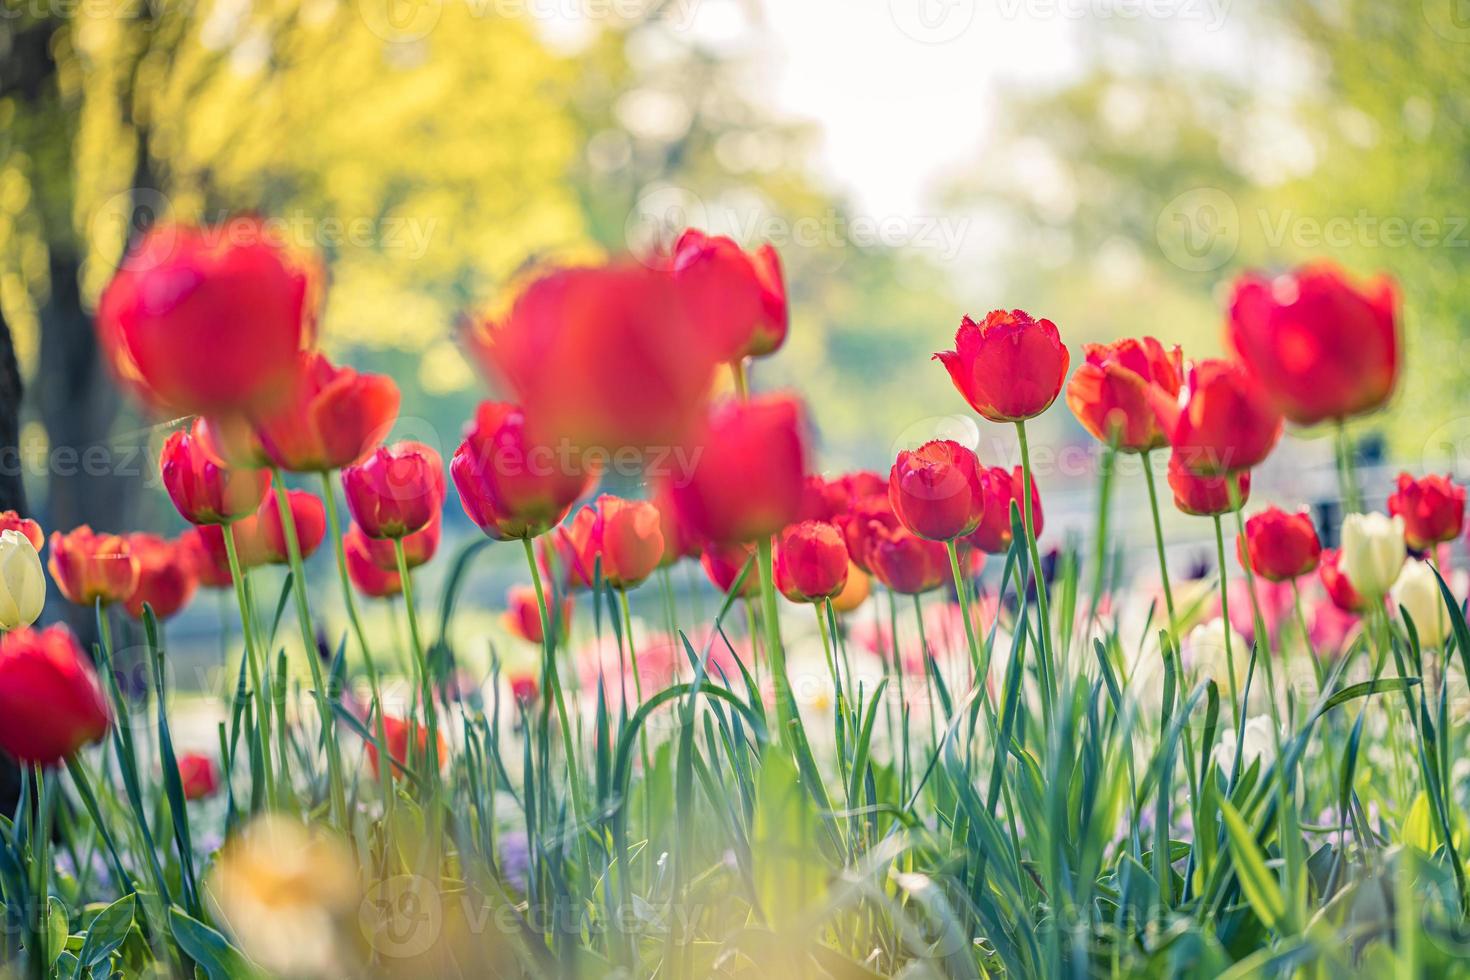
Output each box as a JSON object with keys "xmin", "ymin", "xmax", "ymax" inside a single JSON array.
[
  {"xmin": 256, "ymin": 489, "xmax": 327, "ymax": 564},
  {"xmin": 935, "ymin": 310, "xmax": 1070, "ymax": 423},
  {"xmin": 1228, "ymin": 262, "xmax": 1398, "ymax": 426},
  {"xmin": 0, "ymin": 625, "xmax": 111, "ymax": 766},
  {"xmin": 1166, "ymin": 452, "xmax": 1251, "ymax": 517},
  {"xmin": 701, "ymin": 542, "xmax": 759, "ymax": 598},
  {"xmin": 1066, "ymin": 337, "xmax": 1182, "ymax": 452},
  {"xmin": 48, "ymin": 527, "xmax": 139, "ymax": 607},
  {"xmin": 963, "ymin": 466, "xmax": 1042, "ymax": 555},
  {"xmin": 830, "ymin": 563, "xmax": 871, "ymax": 613},
  {"xmin": 1151, "ymin": 359, "xmax": 1283, "ymax": 475},
  {"xmin": 1319, "ymin": 548, "xmax": 1366, "ymax": 614},
  {"xmin": 888, "ymin": 440, "xmax": 985, "ymax": 541},
  {"xmin": 0, "ymin": 512, "xmax": 43, "ymax": 552},
  {"xmin": 96, "ymin": 220, "xmax": 313, "ymax": 416},
  {"xmin": 502, "ymin": 584, "xmax": 572, "ymax": 645},
  {"xmin": 162, "ymin": 420, "xmax": 272, "ymax": 526},
  {"xmin": 366, "ymin": 715, "xmax": 446, "ymax": 779},
  {"xmin": 669, "ymin": 395, "xmax": 809, "ymax": 545},
  {"xmin": 251, "ymin": 352, "xmax": 400, "ymax": 472},
  {"xmin": 775, "ymin": 521, "xmax": 849, "ymax": 602},
  {"xmin": 867, "ymin": 524, "xmax": 949, "ymax": 595},
  {"xmin": 451, "ymin": 402, "xmax": 595, "ymax": 541},
  {"xmin": 342, "ymin": 441, "xmax": 444, "ymax": 540},
  {"xmin": 671, "ymin": 229, "xmax": 788, "ymax": 360},
  {"xmin": 180, "ymin": 527, "xmax": 232, "ymax": 589},
  {"xmin": 592, "ymin": 496, "xmax": 664, "ymax": 590},
  {"xmin": 359, "ymin": 512, "xmax": 442, "ymax": 573},
  {"xmin": 123, "ymin": 534, "xmax": 198, "ymax": 620},
  {"xmin": 540, "ymin": 509, "xmax": 598, "ymax": 590},
  {"xmin": 178, "ymin": 752, "xmax": 221, "ymax": 800},
  {"xmin": 1387, "ymin": 473, "xmax": 1466, "ymax": 551},
  {"xmin": 1238, "ymin": 507, "xmax": 1322, "ymax": 582},
  {"xmin": 343, "ymin": 525, "xmax": 401, "ymax": 598}
]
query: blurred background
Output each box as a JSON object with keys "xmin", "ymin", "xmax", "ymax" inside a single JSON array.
[{"xmin": 2, "ymin": 0, "xmax": 1468, "ymax": 656}]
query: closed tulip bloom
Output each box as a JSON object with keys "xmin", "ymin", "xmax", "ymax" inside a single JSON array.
[
  {"xmin": 179, "ymin": 527, "xmax": 235, "ymax": 589},
  {"xmin": 251, "ymin": 352, "xmax": 401, "ymax": 472},
  {"xmin": 1166, "ymin": 452, "xmax": 1251, "ymax": 517},
  {"xmin": 888, "ymin": 440, "xmax": 986, "ymax": 541},
  {"xmin": 867, "ymin": 524, "xmax": 949, "ymax": 595},
  {"xmin": 162, "ymin": 421, "xmax": 272, "ymax": 526},
  {"xmin": 964, "ymin": 466, "xmax": 1042, "ymax": 555},
  {"xmin": 178, "ymin": 752, "xmax": 221, "ymax": 801},
  {"xmin": 836, "ymin": 495, "xmax": 901, "ymax": 574},
  {"xmin": 813, "ymin": 472, "xmax": 887, "ymax": 523},
  {"xmin": 0, "ymin": 625, "xmax": 111, "ymax": 766},
  {"xmin": 96, "ymin": 221, "xmax": 313, "ymax": 416},
  {"xmin": 935, "ymin": 310, "xmax": 1070, "ymax": 423},
  {"xmin": 0, "ymin": 511, "xmax": 44, "ymax": 552},
  {"xmin": 342, "ymin": 441, "xmax": 444, "ymax": 539},
  {"xmin": 343, "ymin": 525, "xmax": 402, "ymax": 598},
  {"xmin": 654, "ymin": 486, "xmax": 699, "ymax": 568},
  {"xmin": 830, "ymin": 563, "xmax": 871, "ymax": 613},
  {"xmin": 452, "ymin": 401, "xmax": 595, "ymax": 541},
  {"xmin": 1318, "ymin": 548, "xmax": 1366, "ymax": 613},
  {"xmin": 1228, "ymin": 263, "xmax": 1398, "ymax": 425},
  {"xmin": 701, "ymin": 542, "xmax": 759, "ymax": 598},
  {"xmin": 1391, "ymin": 560, "xmax": 1451, "ymax": 648},
  {"xmin": 671, "ymin": 229, "xmax": 788, "ymax": 360},
  {"xmin": 593, "ymin": 496, "xmax": 665, "ymax": 590},
  {"xmin": 359, "ymin": 512, "xmax": 442, "ymax": 573},
  {"xmin": 367, "ymin": 715, "xmax": 447, "ymax": 779},
  {"xmin": 775, "ymin": 521, "xmax": 850, "ymax": 603},
  {"xmin": 1340, "ymin": 512, "xmax": 1405, "ymax": 599},
  {"xmin": 1387, "ymin": 473, "xmax": 1466, "ymax": 550},
  {"xmin": 502, "ymin": 585, "xmax": 572, "ymax": 645},
  {"xmin": 1238, "ymin": 508, "xmax": 1322, "ymax": 582},
  {"xmin": 48, "ymin": 527, "xmax": 139, "ymax": 607},
  {"xmin": 123, "ymin": 534, "xmax": 198, "ymax": 621},
  {"xmin": 540, "ymin": 509, "xmax": 599, "ymax": 590},
  {"xmin": 0, "ymin": 530, "xmax": 45, "ymax": 629},
  {"xmin": 1066, "ymin": 337, "xmax": 1182, "ymax": 452},
  {"xmin": 1151, "ymin": 359, "xmax": 1283, "ymax": 475},
  {"xmin": 256, "ymin": 490, "xmax": 328, "ymax": 564},
  {"xmin": 670, "ymin": 395, "xmax": 810, "ymax": 545}
]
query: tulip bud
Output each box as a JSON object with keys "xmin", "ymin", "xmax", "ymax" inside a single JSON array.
[
  {"xmin": 540, "ymin": 509, "xmax": 598, "ymax": 590},
  {"xmin": 1065, "ymin": 337, "xmax": 1182, "ymax": 453},
  {"xmin": 1166, "ymin": 452, "xmax": 1251, "ymax": 517},
  {"xmin": 836, "ymin": 495, "xmax": 901, "ymax": 574},
  {"xmin": 252, "ymin": 352, "xmax": 401, "ymax": 472},
  {"xmin": 0, "ymin": 529, "xmax": 45, "ymax": 629},
  {"xmin": 502, "ymin": 585, "xmax": 572, "ymax": 645},
  {"xmin": 359, "ymin": 512, "xmax": 442, "ymax": 573},
  {"xmin": 701, "ymin": 542, "xmax": 759, "ymax": 598},
  {"xmin": 162, "ymin": 420, "xmax": 272, "ymax": 526},
  {"xmin": 343, "ymin": 525, "xmax": 402, "ymax": 598},
  {"xmin": 775, "ymin": 521, "xmax": 850, "ymax": 603},
  {"xmin": 257, "ymin": 489, "xmax": 327, "ymax": 564},
  {"xmin": 1182, "ymin": 618, "xmax": 1248, "ymax": 695},
  {"xmin": 0, "ymin": 625, "xmax": 111, "ymax": 765},
  {"xmin": 367, "ymin": 715, "xmax": 446, "ymax": 779},
  {"xmin": 672, "ymin": 229, "xmax": 788, "ymax": 361},
  {"xmin": 342, "ymin": 441, "xmax": 445, "ymax": 540},
  {"xmin": 1212, "ymin": 714, "xmax": 1278, "ymax": 775},
  {"xmin": 1387, "ymin": 473, "xmax": 1466, "ymax": 551},
  {"xmin": 866, "ymin": 524, "xmax": 949, "ymax": 595},
  {"xmin": 1318, "ymin": 548, "xmax": 1366, "ymax": 614},
  {"xmin": 592, "ymin": 496, "xmax": 664, "ymax": 590},
  {"xmin": 1237, "ymin": 507, "xmax": 1322, "ymax": 582},
  {"xmin": 1339, "ymin": 512, "xmax": 1405, "ymax": 599},
  {"xmin": 1391, "ymin": 560, "xmax": 1452, "ymax": 648},
  {"xmin": 0, "ymin": 511, "xmax": 44, "ymax": 552},
  {"xmin": 124, "ymin": 533, "xmax": 198, "ymax": 620},
  {"xmin": 888, "ymin": 440, "xmax": 986, "ymax": 541},
  {"xmin": 178, "ymin": 752, "xmax": 221, "ymax": 800},
  {"xmin": 1152, "ymin": 359, "xmax": 1283, "ymax": 475},
  {"xmin": 963, "ymin": 466, "xmax": 1042, "ymax": 555},
  {"xmin": 48, "ymin": 527, "xmax": 139, "ymax": 607},
  {"xmin": 935, "ymin": 310, "xmax": 1070, "ymax": 423}
]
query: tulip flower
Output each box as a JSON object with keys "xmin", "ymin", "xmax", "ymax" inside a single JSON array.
[
  {"xmin": 963, "ymin": 466, "xmax": 1042, "ymax": 555},
  {"xmin": 934, "ymin": 310, "xmax": 1070, "ymax": 423},
  {"xmin": 1213, "ymin": 715, "xmax": 1278, "ymax": 774},
  {"xmin": 257, "ymin": 489, "xmax": 327, "ymax": 564},
  {"xmin": 508, "ymin": 671, "xmax": 539, "ymax": 706},
  {"xmin": 1182, "ymin": 618, "xmax": 1249, "ymax": 695},
  {"xmin": 540, "ymin": 509, "xmax": 598, "ymax": 590},
  {"xmin": 1166, "ymin": 452, "xmax": 1251, "ymax": 517},
  {"xmin": 48, "ymin": 527, "xmax": 139, "ymax": 607},
  {"xmin": 830, "ymin": 563, "xmax": 871, "ymax": 613},
  {"xmin": 452, "ymin": 401, "xmax": 596, "ymax": 541},
  {"xmin": 798, "ymin": 476, "xmax": 843, "ymax": 523},
  {"xmin": 888, "ymin": 440, "xmax": 986, "ymax": 541},
  {"xmin": 775, "ymin": 521, "xmax": 850, "ymax": 603},
  {"xmin": 654, "ymin": 486, "xmax": 699, "ymax": 568},
  {"xmin": 251, "ymin": 352, "xmax": 401, "ymax": 472},
  {"xmin": 592, "ymin": 496, "xmax": 665, "ymax": 590},
  {"xmin": 669, "ymin": 395, "xmax": 810, "ymax": 545},
  {"xmin": 366, "ymin": 715, "xmax": 447, "ymax": 779},
  {"xmin": 0, "ymin": 511, "xmax": 44, "ymax": 552},
  {"xmin": 123, "ymin": 534, "xmax": 198, "ymax": 620},
  {"xmin": 1066, "ymin": 337, "xmax": 1182, "ymax": 452},
  {"xmin": 178, "ymin": 752, "xmax": 221, "ymax": 800},
  {"xmin": 0, "ymin": 625, "xmax": 111, "ymax": 765},
  {"xmin": 1339, "ymin": 512, "xmax": 1405, "ymax": 599},
  {"xmin": 1311, "ymin": 600, "xmax": 1361, "ymax": 660},
  {"xmin": 836, "ymin": 495, "xmax": 902, "ymax": 574},
  {"xmin": 1237, "ymin": 507, "xmax": 1322, "ymax": 582},
  {"xmin": 0, "ymin": 529, "xmax": 45, "ymax": 630},
  {"xmin": 1228, "ymin": 262, "xmax": 1398, "ymax": 426},
  {"xmin": 503, "ymin": 585, "xmax": 572, "ymax": 645},
  {"xmin": 196, "ymin": 414, "xmax": 271, "ymax": 469},
  {"xmin": 1387, "ymin": 473, "xmax": 1466, "ymax": 551},
  {"xmin": 358, "ymin": 512, "xmax": 442, "ymax": 573},
  {"xmin": 179, "ymin": 527, "xmax": 235, "ymax": 589},
  {"xmin": 343, "ymin": 525, "xmax": 402, "ymax": 598},
  {"xmin": 1390, "ymin": 560, "xmax": 1451, "ymax": 648},
  {"xmin": 866, "ymin": 523, "xmax": 949, "ymax": 595},
  {"xmin": 467, "ymin": 263, "xmax": 724, "ymax": 449},
  {"xmin": 342, "ymin": 441, "xmax": 444, "ymax": 540},
  {"xmin": 701, "ymin": 542, "xmax": 759, "ymax": 598},
  {"xmin": 1151, "ymin": 359, "xmax": 1283, "ymax": 475},
  {"xmin": 161, "ymin": 421, "xmax": 272, "ymax": 526},
  {"xmin": 1318, "ymin": 548, "xmax": 1366, "ymax": 614},
  {"xmin": 96, "ymin": 220, "xmax": 314, "ymax": 415},
  {"xmin": 671, "ymin": 229, "xmax": 788, "ymax": 361}
]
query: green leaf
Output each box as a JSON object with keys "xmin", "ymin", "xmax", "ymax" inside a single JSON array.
[
  {"xmin": 1218, "ymin": 798, "xmax": 1286, "ymax": 931},
  {"xmin": 45, "ymin": 896, "xmax": 68, "ymax": 969},
  {"xmin": 751, "ymin": 747, "xmax": 825, "ymax": 928},
  {"xmin": 169, "ymin": 907, "xmax": 258, "ymax": 980},
  {"xmin": 76, "ymin": 894, "xmax": 135, "ymax": 973}
]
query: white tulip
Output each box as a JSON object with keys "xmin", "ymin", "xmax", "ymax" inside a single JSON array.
[
  {"xmin": 1391, "ymin": 559, "xmax": 1452, "ymax": 648},
  {"xmin": 1212, "ymin": 714, "xmax": 1278, "ymax": 774},
  {"xmin": 0, "ymin": 529, "xmax": 45, "ymax": 630},
  {"xmin": 1340, "ymin": 512, "xmax": 1405, "ymax": 599},
  {"xmin": 1182, "ymin": 617, "xmax": 1249, "ymax": 692}
]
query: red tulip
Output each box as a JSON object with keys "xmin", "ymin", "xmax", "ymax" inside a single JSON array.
[
  {"xmin": 1166, "ymin": 452, "xmax": 1251, "ymax": 517},
  {"xmin": 502, "ymin": 584, "xmax": 572, "ymax": 645},
  {"xmin": 179, "ymin": 528, "xmax": 233, "ymax": 589},
  {"xmin": 1228, "ymin": 262, "xmax": 1399, "ymax": 425},
  {"xmin": 701, "ymin": 542, "xmax": 759, "ymax": 598},
  {"xmin": 342, "ymin": 441, "xmax": 444, "ymax": 540},
  {"xmin": 451, "ymin": 401, "xmax": 596, "ymax": 541},
  {"xmin": 1387, "ymin": 473, "xmax": 1466, "ymax": 551},
  {"xmin": 1319, "ymin": 548, "xmax": 1366, "ymax": 614},
  {"xmin": 654, "ymin": 486, "xmax": 699, "ymax": 568},
  {"xmin": 888, "ymin": 440, "xmax": 985, "ymax": 541},
  {"xmin": 257, "ymin": 489, "xmax": 328, "ymax": 564},
  {"xmin": 250, "ymin": 352, "xmax": 400, "ymax": 472},
  {"xmin": 508, "ymin": 672, "xmax": 539, "ymax": 706},
  {"xmin": 593, "ymin": 496, "xmax": 664, "ymax": 590},
  {"xmin": 366, "ymin": 715, "xmax": 446, "ymax": 779},
  {"xmin": 1238, "ymin": 507, "xmax": 1322, "ymax": 582},
  {"xmin": 540, "ymin": 509, "xmax": 598, "ymax": 590},
  {"xmin": 866, "ymin": 524, "xmax": 949, "ymax": 595},
  {"xmin": 162, "ymin": 419, "xmax": 272, "ymax": 526},
  {"xmin": 775, "ymin": 521, "xmax": 849, "ymax": 603},
  {"xmin": 0, "ymin": 512, "xmax": 43, "ymax": 552},
  {"xmin": 359, "ymin": 512, "xmax": 442, "ymax": 573},
  {"xmin": 177, "ymin": 752, "xmax": 220, "ymax": 800},
  {"xmin": 669, "ymin": 395, "xmax": 810, "ymax": 545},
  {"xmin": 466, "ymin": 263, "xmax": 723, "ymax": 449},
  {"xmin": 96, "ymin": 220, "xmax": 313, "ymax": 416},
  {"xmin": 963, "ymin": 466, "xmax": 1042, "ymax": 555},
  {"xmin": 123, "ymin": 534, "xmax": 198, "ymax": 620},
  {"xmin": 836, "ymin": 495, "xmax": 901, "ymax": 574},
  {"xmin": 1065, "ymin": 337, "xmax": 1182, "ymax": 452},
  {"xmin": 195, "ymin": 414, "xmax": 271, "ymax": 469},
  {"xmin": 48, "ymin": 527, "xmax": 139, "ymax": 607},
  {"xmin": 1150, "ymin": 359, "xmax": 1283, "ymax": 475},
  {"xmin": 671, "ymin": 229, "xmax": 788, "ymax": 360},
  {"xmin": 343, "ymin": 525, "xmax": 401, "ymax": 598},
  {"xmin": 0, "ymin": 625, "xmax": 111, "ymax": 766},
  {"xmin": 935, "ymin": 310, "xmax": 1070, "ymax": 423}
]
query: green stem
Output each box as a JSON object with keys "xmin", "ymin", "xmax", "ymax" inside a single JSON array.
[
  {"xmin": 1088, "ymin": 440, "xmax": 1119, "ymax": 627},
  {"xmin": 1335, "ymin": 419, "xmax": 1362, "ymax": 515},
  {"xmin": 523, "ymin": 537, "xmax": 585, "ymax": 823},
  {"xmin": 394, "ymin": 537, "xmax": 439, "ymax": 781},
  {"xmin": 1015, "ymin": 420, "xmax": 1055, "ymax": 714},
  {"xmin": 1141, "ymin": 450, "xmax": 1178, "ymax": 638},
  {"xmin": 320, "ymin": 471, "xmax": 379, "ymax": 687},
  {"xmin": 222, "ymin": 522, "xmax": 276, "ymax": 807},
  {"xmin": 1212, "ymin": 515, "xmax": 1242, "ymax": 729}
]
